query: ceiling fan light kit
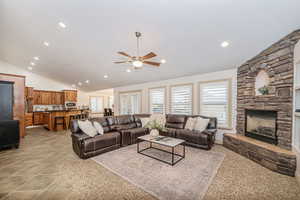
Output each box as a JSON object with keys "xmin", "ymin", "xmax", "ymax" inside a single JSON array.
[{"xmin": 114, "ymin": 32, "xmax": 164, "ymax": 70}]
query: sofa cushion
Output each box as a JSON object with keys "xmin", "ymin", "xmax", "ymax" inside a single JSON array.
[
  {"xmin": 194, "ymin": 117, "xmax": 210, "ymax": 132},
  {"xmin": 90, "ymin": 118, "xmax": 110, "ymax": 133},
  {"xmin": 165, "ymin": 114, "xmax": 186, "ymax": 129},
  {"xmin": 83, "ymin": 132, "xmax": 120, "ymax": 152},
  {"xmin": 185, "ymin": 117, "xmax": 197, "ymax": 130},
  {"xmin": 93, "ymin": 121, "xmax": 104, "ymax": 135},
  {"xmin": 78, "ymin": 120, "xmax": 97, "ymax": 137},
  {"xmin": 176, "ymin": 129, "xmax": 208, "ymax": 145},
  {"xmin": 116, "ymin": 115, "xmax": 134, "ymax": 124},
  {"xmin": 163, "ymin": 128, "xmax": 177, "ymax": 137}
]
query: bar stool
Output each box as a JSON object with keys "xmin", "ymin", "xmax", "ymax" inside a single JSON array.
[
  {"xmin": 54, "ymin": 116, "xmax": 65, "ymax": 131},
  {"xmin": 68, "ymin": 115, "xmax": 76, "ymax": 129}
]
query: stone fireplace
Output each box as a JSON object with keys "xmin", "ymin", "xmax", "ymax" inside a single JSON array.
[
  {"xmin": 223, "ymin": 30, "xmax": 300, "ymax": 176},
  {"xmin": 245, "ymin": 109, "xmax": 277, "ymax": 145}
]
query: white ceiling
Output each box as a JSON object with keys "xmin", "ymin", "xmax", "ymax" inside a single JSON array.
[{"xmin": 0, "ymin": 0, "xmax": 300, "ymax": 91}]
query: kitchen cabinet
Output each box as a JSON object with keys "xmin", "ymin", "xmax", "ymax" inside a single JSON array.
[
  {"xmin": 25, "ymin": 87, "xmax": 34, "ymax": 99},
  {"xmin": 33, "ymin": 90, "xmax": 63, "ymax": 105},
  {"xmin": 63, "ymin": 90, "xmax": 77, "ymax": 102},
  {"xmin": 25, "ymin": 113, "xmax": 33, "ymax": 127},
  {"xmin": 51, "ymin": 92, "xmax": 63, "ymax": 105},
  {"xmin": 33, "ymin": 112, "xmax": 45, "ymax": 125},
  {"xmin": 33, "ymin": 90, "xmax": 42, "ymax": 105}
]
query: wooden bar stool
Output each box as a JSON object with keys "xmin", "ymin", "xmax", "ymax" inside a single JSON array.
[{"xmin": 54, "ymin": 116, "xmax": 65, "ymax": 131}]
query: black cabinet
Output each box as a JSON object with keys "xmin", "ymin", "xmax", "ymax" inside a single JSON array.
[
  {"xmin": 0, "ymin": 81, "xmax": 14, "ymax": 120},
  {"xmin": 0, "ymin": 120, "xmax": 19, "ymax": 149}
]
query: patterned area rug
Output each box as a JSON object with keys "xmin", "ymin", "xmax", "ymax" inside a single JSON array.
[{"xmin": 92, "ymin": 142, "xmax": 225, "ymax": 200}]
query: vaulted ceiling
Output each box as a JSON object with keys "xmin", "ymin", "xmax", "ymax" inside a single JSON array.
[{"xmin": 0, "ymin": 0, "xmax": 300, "ymax": 91}]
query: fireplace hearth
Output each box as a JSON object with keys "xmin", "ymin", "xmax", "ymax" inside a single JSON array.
[{"xmin": 245, "ymin": 109, "xmax": 277, "ymax": 145}]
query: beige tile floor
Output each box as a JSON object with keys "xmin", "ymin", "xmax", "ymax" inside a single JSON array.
[{"xmin": 0, "ymin": 127, "xmax": 299, "ymax": 200}]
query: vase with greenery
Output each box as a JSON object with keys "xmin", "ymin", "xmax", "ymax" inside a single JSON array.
[{"xmin": 145, "ymin": 120, "xmax": 166, "ymax": 136}]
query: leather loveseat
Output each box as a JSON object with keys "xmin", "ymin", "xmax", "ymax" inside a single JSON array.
[{"xmin": 161, "ymin": 114, "xmax": 217, "ymax": 150}]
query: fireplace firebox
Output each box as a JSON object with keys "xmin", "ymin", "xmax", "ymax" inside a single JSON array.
[{"xmin": 245, "ymin": 109, "xmax": 278, "ymax": 145}]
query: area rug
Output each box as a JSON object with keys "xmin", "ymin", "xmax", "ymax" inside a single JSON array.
[{"xmin": 92, "ymin": 143, "xmax": 225, "ymax": 200}]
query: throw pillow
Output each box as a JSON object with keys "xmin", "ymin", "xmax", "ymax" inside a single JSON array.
[
  {"xmin": 78, "ymin": 120, "xmax": 97, "ymax": 137},
  {"xmin": 185, "ymin": 117, "xmax": 197, "ymax": 130},
  {"xmin": 194, "ymin": 117, "xmax": 210, "ymax": 132},
  {"xmin": 140, "ymin": 117, "xmax": 150, "ymax": 127},
  {"xmin": 93, "ymin": 121, "xmax": 104, "ymax": 135}
]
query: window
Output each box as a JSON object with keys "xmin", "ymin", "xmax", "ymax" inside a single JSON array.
[
  {"xmin": 199, "ymin": 80, "xmax": 232, "ymax": 128},
  {"xmin": 108, "ymin": 96, "xmax": 114, "ymax": 109},
  {"xmin": 90, "ymin": 96, "xmax": 104, "ymax": 113},
  {"xmin": 149, "ymin": 87, "xmax": 165, "ymax": 114},
  {"xmin": 119, "ymin": 91, "xmax": 141, "ymax": 114},
  {"xmin": 170, "ymin": 84, "xmax": 193, "ymax": 115}
]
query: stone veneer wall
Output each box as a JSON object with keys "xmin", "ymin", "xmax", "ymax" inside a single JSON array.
[{"xmin": 237, "ymin": 30, "xmax": 300, "ymax": 150}]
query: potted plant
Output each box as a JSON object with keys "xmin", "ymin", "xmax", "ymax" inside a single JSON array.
[
  {"xmin": 258, "ymin": 85, "xmax": 269, "ymax": 95},
  {"xmin": 145, "ymin": 119, "xmax": 166, "ymax": 137}
]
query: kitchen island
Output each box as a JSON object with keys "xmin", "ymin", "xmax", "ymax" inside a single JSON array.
[{"xmin": 31, "ymin": 109, "xmax": 89, "ymax": 131}]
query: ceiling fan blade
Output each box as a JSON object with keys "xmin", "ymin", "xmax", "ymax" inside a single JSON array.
[
  {"xmin": 114, "ymin": 61, "xmax": 129, "ymax": 64},
  {"xmin": 118, "ymin": 51, "xmax": 132, "ymax": 58},
  {"xmin": 143, "ymin": 61, "xmax": 161, "ymax": 67},
  {"xmin": 141, "ymin": 52, "xmax": 157, "ymax": 60}
]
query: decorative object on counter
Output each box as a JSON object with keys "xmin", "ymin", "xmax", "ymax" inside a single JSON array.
[{"xmin": 258, "ymin": 85, "xmax": 269, "ymax": 95}]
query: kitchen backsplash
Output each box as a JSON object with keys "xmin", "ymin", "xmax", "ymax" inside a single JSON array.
[{"xmin": 33, "ymin": 105, "xmax": 65, "ymax": 111}]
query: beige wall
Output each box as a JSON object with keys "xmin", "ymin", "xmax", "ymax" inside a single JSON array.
[{"xmin": 113, "ymin": 68, "xmax": 237, "ymax": 142}]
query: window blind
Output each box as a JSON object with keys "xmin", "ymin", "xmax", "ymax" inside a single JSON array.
[
  {"xmin": 90, "ymin": 96, "xmax": 104, "ymax": 113},
  {"xmin": 199, "ymin": 81, "xmax": 229, "ymax": 128},
  {"xmin": 170, "ymin": 85, "xmax": 192, "ymax": 115},
  {"xmin": 119, "ymin": 92, "xmax": 141, "ymax": 114},
  {"xmin": 149, "ymin": 88, "xmax": 165, "ymax": 114}
]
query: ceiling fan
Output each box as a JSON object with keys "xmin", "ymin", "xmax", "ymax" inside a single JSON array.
[{"xmin": 114, "ymin": 32, "xmax": 163, "ymax": 69}]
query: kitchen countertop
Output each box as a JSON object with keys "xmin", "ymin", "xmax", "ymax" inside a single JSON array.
[{"xmin": 32, "ymin": 109, "xmax": 89, "ymax": 113}]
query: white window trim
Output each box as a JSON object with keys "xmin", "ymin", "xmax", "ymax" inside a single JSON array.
[
  {"xmin": 148, "ymin": 86, "xmax": 167, "ymax": 114},
  {"xmin": 89, "ymin": 96, "xmax": 104, "ymax": 114},
  {"xmin": 118, "ymin": 90, "xmax": 142, "ymax": 115},
  {"xmin": 198, "ymin": 79, "xmax": 232, "ymax": 129},
  {"xmin": 169, "ymin": 83, "xmax": 194, "ymax": 115}
]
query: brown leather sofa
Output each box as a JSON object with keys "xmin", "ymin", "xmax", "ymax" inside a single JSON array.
[
  {"xmin": 71, "ymin": 114, "xmax": 217, "ymax": 159},
  {"xmin": 70, "ymin": 115, "xmax": 148, "ymax": 159},
  {"xmin": 161, "ymin": 114, "xmax": 217, "ymax": 150}
]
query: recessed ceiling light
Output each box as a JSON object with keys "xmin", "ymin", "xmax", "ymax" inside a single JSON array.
[
  {"xmin": 126, "ymin": 69, "xmax": 131, "ymax": 73},
  {"xmin": 85, "ymin": 80, "xmax": 90, "ymax": 84},
  {"xmin": 30, "ymin": 62, "xmax": 36, "ymax": 66},
  {"xmin": 43, "ymin": 41, "xmax": 50, "ymax": 46},
  {"xmin": 78, "ymin": 82, "xmax": 82, "ymax": 86},
  {"xmin": 221, "ymin": 41, "xmax": 230, "ymax": 48},
  {"xmin": 161, "ymin": 59, "xmax": 166, "ymax": 64},
  {"xmin": 104, "ymin": 75, "xmax": 108, "ymax": 79},
  {"xmin": 58, "ymin": 22, "xmax": 66, "ymax": 28},
  {"xmin": 33, "ymin": 57, "xmax": 39, "ymax": 61},
  {"xmin": 28, "ymin": 66, "xmax": 33, "ymax": 70}
]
